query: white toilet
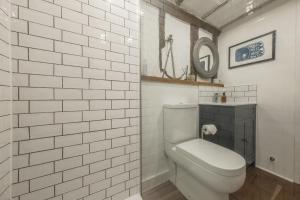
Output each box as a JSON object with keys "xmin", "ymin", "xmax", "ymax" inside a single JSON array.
[{"xmin": 163, "ymin": 104, "xmax": 246, "ymax": 200}]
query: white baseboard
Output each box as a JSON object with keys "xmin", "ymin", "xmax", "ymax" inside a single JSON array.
[
  {"xmin": 256, "ymin": 165, "xmax": 294, "ymax": 183},
  {"xmin": 142, "ymin": 170, "xmax": 170, "ymax": 192},
  {"xmin": 125, "ymin": 194, "xmax": 143, "ymax": 200}
]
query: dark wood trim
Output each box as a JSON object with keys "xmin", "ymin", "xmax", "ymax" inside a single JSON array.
[
  {"xmin": 163, "ymin": 1, "xmax": 220, "ymax": 35},
  {"xmin": 175, "ymin": 0, "xmax": 184, "ymax": 6},
  {"xmin": 158, "ymin": 8, "xmax": 165, "ymax": 71},
  {"xmin": 141, "ymin": 75, "xmax": 224, "ymax": 87},
  {"xmin": 190, "ymin": 24, "xmax": 199, "ymax": 78},
  {"xmin": 202, "ymin": 0, "xmax": 230, "ymax": 19},
  {"xmin": 146, "ymin": 0, "xmax": 221, "ymax": 36}
]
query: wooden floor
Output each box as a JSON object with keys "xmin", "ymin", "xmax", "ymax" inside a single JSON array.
[
  {"xmin": 142, "ymin": 167, "xmax": 300, "ymax": 200},
  {"xmin": 143, "ymin": 181, "xmax": 187, "ymax": 200}
]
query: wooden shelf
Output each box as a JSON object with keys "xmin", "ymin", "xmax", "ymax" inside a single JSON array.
[{"xmin": 141, "ymin": 76, "xmax": 224, "ymax": 87}]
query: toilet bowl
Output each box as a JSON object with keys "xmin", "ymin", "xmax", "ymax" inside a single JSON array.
[
  {"xmin": 166, "ymin": 139, "xmax": 246, "ymax": 200},
  {"xmin": 163, "ymin": 104, "xmax": 246, "ymax": 200}
]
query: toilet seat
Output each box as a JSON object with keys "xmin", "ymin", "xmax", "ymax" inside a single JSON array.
[{"xmin": 175, "ymin": 139, "xmax": 246, "ymax": 177}]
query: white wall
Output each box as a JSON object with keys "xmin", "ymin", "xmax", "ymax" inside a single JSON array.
[
  {"xmin": 141, "ymin": 3, "xmax": 191, "ymax": 78},
  {"xmin": 141, "ymin": 3, "xmax": 160, "ymax": 76},
  {"xmin": 162, "ymin": 14, "xmax": 191, "ymax": 77},
  {"xmin": 218, "ymin": 0, "xmax": 297, "ymax": 181},
  {"xmin": 141, "ymin": 82, "xmax": 199, "ymax": 191},
  {"xmin": 141, "ymin": 2, "xmax": 213, "ymax": 81},
  {"xmin": 295, "ymin": 0, "xmax": 300, "ymax": 184},
  {"xmin": 140, "ymin": 8, "xmax": 215, "ymax": 188},
  {"xmin": 140, "ymin": 2, "xmax": 260, "ymax": 190}
]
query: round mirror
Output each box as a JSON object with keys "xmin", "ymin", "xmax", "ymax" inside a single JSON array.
[{"xmin": 193, "ymin": 37, "xmax": 219, "ymax": 78}]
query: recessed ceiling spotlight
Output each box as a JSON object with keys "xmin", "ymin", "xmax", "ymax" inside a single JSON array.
[
  {"xmin": 247, "ymin": 11, "xmax": 254, "ymax": 15},
  {"xmin": 246, "ymin": 0, "xmax": 254, "ymax": 13}
]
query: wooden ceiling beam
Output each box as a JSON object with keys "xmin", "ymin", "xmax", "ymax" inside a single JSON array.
[
  {"xmin": 148, "ymin": 0, "xmax": 221, "ymax": 36},
  {"xmin": 175, "ymin": 0, "xmax": 184, "ymax": 6},
  {"xmin": 201, "ymin": 0, "xmax": 230, "ymax": 19}
]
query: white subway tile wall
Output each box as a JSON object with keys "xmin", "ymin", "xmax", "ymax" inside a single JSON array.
[
  {"xmin": 10, "ymin": 0, "xmax": 140, "ymax": 199},
  {"xmin": 198, "ymin": 85, "xmax": 257, "ymax": 103},
  {"xmin": 0, "ymin": 0, "xmax": 12, "ymax": 199}
]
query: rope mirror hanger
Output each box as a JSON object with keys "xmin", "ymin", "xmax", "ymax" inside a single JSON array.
[{"xmin": 161, "ymin": 34, "xmax": 188, "ymax": 80}]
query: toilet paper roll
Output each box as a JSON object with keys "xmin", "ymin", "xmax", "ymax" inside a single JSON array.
[{"xmin": 201, "ymin": 124, "xmax": 217, "ymax": 135}]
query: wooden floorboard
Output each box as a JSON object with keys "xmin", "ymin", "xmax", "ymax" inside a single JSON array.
[
  {"xmin": 143, "ymin": 181, "xmax": 187, "ymax": 200},
  {"xmin": 142, "ymin": 167, "xmax": 300, "ymax": 200}
]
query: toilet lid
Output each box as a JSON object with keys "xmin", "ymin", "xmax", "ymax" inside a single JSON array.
[{"xmin": 175, "ymin": 139, "xmax": 246, "ymax": 177}]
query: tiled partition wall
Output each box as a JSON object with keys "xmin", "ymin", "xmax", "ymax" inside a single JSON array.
[
  {"xmin": 0, "ymin": 0, "xmax": 12, "ymax": 199},
  {"xmin": 10, "ymin": 0, "xmax": 140, "ymax": 199}
]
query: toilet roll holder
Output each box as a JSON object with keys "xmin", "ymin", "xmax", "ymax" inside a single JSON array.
[{"xmin": 201, "ymin": 124, "xmax": 217, "ymax": 139}]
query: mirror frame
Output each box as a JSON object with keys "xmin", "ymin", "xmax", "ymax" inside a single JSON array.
[{"xmin": 193, "ymin": 37, "xmax": 219, "ymax": 78}]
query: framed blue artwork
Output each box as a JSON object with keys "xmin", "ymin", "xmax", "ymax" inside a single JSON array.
[{"xmin": 229, "ymin": 31, "xmax": 276, "ymax": 69}]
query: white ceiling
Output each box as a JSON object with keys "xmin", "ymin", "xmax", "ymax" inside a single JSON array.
[{"xmin": 167, "ymin": 0, "xmax": 284, "ymax": 29}]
